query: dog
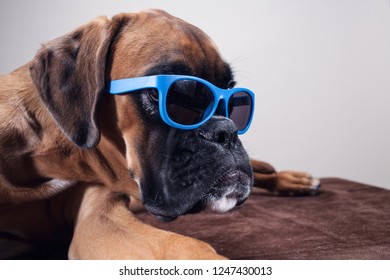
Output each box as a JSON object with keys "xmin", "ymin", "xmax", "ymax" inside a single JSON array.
[{"xmin": 0, "ymin": 10, "xmax": 316, "ymax": 259}]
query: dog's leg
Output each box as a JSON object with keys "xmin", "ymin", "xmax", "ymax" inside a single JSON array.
[
  {"xmin": 68, "ymin": 185, "xmax": 226, "ymax": 260},
  {"xmin": 251, "ymin": 159, "xmax": 320, "ymax": 195}
]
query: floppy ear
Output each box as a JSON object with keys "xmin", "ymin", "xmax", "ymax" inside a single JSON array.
[{"xmin": 30, "ymin": 16, "xmax": 128, "ymax": 149}]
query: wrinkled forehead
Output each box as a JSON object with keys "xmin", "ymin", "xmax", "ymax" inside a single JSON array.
[{"xmin": 108, "ymin": 10, "xmax": 233, "ymax": 87}]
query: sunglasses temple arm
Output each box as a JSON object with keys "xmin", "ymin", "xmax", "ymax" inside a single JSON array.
[{"xmin": 107, "ymin": 76, "xmax": 158, "ymax": 94}]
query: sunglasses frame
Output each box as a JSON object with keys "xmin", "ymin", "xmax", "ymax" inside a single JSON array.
[{"xmin": 108, "ymin": 75, "xmax": 255, "ymax": 134}]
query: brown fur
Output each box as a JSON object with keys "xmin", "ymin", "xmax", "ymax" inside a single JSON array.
[
  {"xmin": 0, "ymin": 10, "xmax": 312, "ymax": 259},
  {"xmin": 0, "ymin": 10, "xmax": 234, "ymax": 259}
]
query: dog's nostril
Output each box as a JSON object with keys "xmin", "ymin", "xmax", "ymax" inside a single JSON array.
[
  {"xmin": 198, "ymin": 129, "xmax": 238, "ymax": 148},
  {"xmin": 217, "ymin": 131, "xmax": 227, "ymax": 144},
  {"xmin": 216, "ymin": 131, "xmax": 238, "ymax": 148}
]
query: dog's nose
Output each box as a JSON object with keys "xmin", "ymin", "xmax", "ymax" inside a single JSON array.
[{"xmin": 197, "ymin": 117, "xmax": 239, "ymax": 148}]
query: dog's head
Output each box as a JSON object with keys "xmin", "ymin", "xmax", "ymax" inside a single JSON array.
[{"xmin": 30, "ymin": 10, "xmax": 253, "ymax": 221}]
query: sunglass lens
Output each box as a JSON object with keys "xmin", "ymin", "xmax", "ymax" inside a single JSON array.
[
  {"xmin": 228, "ymin": 91, "xmax": 252, "ymax": 131},
  {"xmin": 166, "ymin": 80, "xmax": 214, "ymax": 125}
]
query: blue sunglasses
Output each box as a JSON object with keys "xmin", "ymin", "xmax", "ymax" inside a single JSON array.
[{"xmin": 108, "ymin": 75, "xmax": 255, "ymax": 134}]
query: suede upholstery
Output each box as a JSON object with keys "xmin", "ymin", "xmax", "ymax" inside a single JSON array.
[
  {"xmin": 3, "ymin": 178, "xmax": 389, "ymax": 259},
  {"xmin": 138, "ymin": 178, "xmax": 390, "ymax": 259}
]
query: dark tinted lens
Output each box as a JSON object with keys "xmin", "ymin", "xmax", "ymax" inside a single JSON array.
[
  {"xmin": 166, "ymin": 80, "xmax": 214, "ymax": 125},
  {"xmin": 228, "ymin": 91, "xmax": 252, "ymax": 131}
]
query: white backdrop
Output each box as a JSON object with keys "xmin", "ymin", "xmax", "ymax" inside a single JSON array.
[{"xmin": 1, "ymin": 0, "xmax": 389, "ymax": 189}]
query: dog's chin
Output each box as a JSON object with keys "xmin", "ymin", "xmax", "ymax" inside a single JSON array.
[
  {"xmin": 146, "ymin": 169, "xmax": 252, "ymax": 222},
  {"xmin": 203, "ymin": 169, "xmax": 252, "ymax": 213}
]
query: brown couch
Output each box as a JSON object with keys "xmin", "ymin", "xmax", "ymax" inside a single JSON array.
[
  {"xmin": 138, "ymin": 178, "xmax": 390, "ymax": 259},
  {"xmin": 3, "ymin": 178, "xmax": 389, "ymax": 259}
]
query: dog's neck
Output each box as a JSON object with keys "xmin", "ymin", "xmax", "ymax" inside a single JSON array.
[{"xmin": 0, "ymin": 65, "xmax": 140, "ymax": 202}]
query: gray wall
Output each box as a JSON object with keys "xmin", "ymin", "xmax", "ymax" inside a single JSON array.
[{"xmin": 1, "ymin": 0, "xmax": 389, "ymax": 189}]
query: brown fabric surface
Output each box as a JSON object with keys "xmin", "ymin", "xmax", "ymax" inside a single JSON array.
[{"xmin": 136, "ymin": 178, "xmax": 390, "ymax": 259}]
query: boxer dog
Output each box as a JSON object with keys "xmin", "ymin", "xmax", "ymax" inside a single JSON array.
[{"xmin": 0, "ymin": 10, "xmax": 316, "ymax": 259}]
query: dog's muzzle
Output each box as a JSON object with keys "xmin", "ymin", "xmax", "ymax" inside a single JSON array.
[{"xmin": 140, "ymin": 117, "xmax": 253, "ymax": 222}]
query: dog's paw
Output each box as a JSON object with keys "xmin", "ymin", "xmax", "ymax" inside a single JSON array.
[{"xmin": 275, "ymin": 171, "xmax": 321, "ymax": 196}]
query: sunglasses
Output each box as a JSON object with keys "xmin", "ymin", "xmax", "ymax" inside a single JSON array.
[{"xmin": 107, "ymin": 75, "xmax": 255, "ymax": 134}]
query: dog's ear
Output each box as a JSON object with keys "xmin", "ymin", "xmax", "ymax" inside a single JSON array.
[{"xmin": 30, "ymin": 16, "xmax": 128, "ymax": 149}]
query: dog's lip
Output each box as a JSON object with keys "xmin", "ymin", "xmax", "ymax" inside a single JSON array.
[
  {"xmin": 210, "ymin": 168, "xmax": 251, "ymax": 189},
  {"xmin": 212, "ymin": 170, "xmax": 240, "ymax": 186},
  {"xmin": 185, "ymin": 168, "xmax": 251, "ymax": 212}
]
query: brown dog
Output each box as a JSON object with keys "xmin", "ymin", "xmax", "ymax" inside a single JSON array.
[{"xmin": 0, "ymin": 10, "xmax": 315, "ymax": 259}]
